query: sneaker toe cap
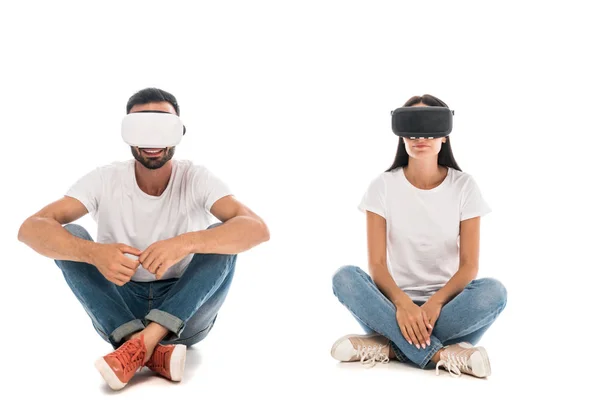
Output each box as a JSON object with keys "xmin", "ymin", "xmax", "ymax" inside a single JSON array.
[{"xmin": 331, "ymin": 339, "xmax": 357, "ymax": 362}]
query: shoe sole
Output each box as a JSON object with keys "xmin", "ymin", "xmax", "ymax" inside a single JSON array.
[
  {"xmin": 169, "ymin": 344, "xmax": 187, "ymax": 382},
  {"xmin": 94, "ymin": 357, "xmax": 127, "ymax": 390},
  {"xmin": 330, "ymin": 333, "xmax": 382, "ymax": 361}
]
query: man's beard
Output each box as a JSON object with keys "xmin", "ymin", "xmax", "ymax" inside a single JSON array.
[{"xmin": 131, "ymin": 147, "xmax": 175, "ymax": 170}]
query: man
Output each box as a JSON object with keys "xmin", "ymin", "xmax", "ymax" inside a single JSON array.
[{"xmin": 17, "ymin": 88, "xmax": 269, "ymax": 390}]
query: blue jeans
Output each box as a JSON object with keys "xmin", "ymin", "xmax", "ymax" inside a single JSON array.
[
  {"xmin": 332, "ymin": 266, "xmax": 507, "ymax": 368},
  {"xmin": 55, "ymin": 223, "xmax": 237, "ymax": 348}
]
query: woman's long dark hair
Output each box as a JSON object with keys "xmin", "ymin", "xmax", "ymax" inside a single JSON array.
[{"xmin": 386, "ymin": 94, "xmax": 461, "ymax": 172}]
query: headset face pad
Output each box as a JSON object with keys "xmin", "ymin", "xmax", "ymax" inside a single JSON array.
[
  {"xmin": 121, "ymin": 111, "xmax": 185, "ymax": 148},
  {"xmin": 391, "ymin": 106, "xmax": 453, "ymax": 138}
]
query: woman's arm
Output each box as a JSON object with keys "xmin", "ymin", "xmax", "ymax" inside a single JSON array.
[
  {"xmin": 367, "ymin": 211, "xmax": 431, "ymax": 347},
  {"xmin": 366, "ymin": 211, "xmax": 413, "ymax": 307},
  {"xmin": 427, "ymin": 216, "xmax": 481, "ymax": 307}
]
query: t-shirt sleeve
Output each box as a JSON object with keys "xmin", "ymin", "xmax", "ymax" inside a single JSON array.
[
  {"xmin": 65, "ymin": 168, "xmax": 103, "ymax": 215},
  {"xmin": 192, "ymin": 166, "xmax": 233, "ymax": 214},
  {"xmin": 460, "ymin": 176, "xmax": 492, "ymax": 221},
  {"xmin": 358, "ymin": 174, "xmax": 386, "ymax": 218}
]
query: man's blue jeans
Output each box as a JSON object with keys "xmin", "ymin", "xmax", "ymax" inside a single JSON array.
[
  {"xmin": 332, "ymin": 265, "xmax": 507, "ymax": 368},
  {"xmin": 55, "ymin": 223, "xmax": 236, "ymax": 348}
]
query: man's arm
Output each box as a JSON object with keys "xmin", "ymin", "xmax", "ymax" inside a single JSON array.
[
  {"xmin": 179, "ymin": 195, "xmax": 270, "ymax": 254},
  {"xmin": 17, "ymin": 196, "xmax": 98, "ymax": 263}
]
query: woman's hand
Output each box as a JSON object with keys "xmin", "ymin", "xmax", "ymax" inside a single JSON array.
[
  {"xmin": 365, "ymin": 211, "xmax": 433, "ymax": 349},
  {"xmin": 395, "ymin": 300, "xmax": 433, "ymax": 349},
  {"xmin": 421, "ymin": 299, "xmax": 443, "ymax": 333}
]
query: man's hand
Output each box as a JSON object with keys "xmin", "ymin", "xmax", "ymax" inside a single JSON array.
[
  {"xmin": 139, "ymin": 236, "xmax": 190, "ymax": 279},
  {"xmin": 89, "ymin": 243, "xmax": 142, "ymax": 286},
  {"xmin": 421, "ymin": 299, "xmax": 443, "ymax": 333}
]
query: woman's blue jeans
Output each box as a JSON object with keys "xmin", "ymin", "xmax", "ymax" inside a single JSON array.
[{"xmin": 332, "ymin": 265, "xmax": 507, "ymax": 368}]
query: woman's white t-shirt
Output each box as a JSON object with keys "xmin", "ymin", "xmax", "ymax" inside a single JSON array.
[
  {"xmin": 358, "ymin": 167, "xmax": 491, "ymax": 302},
  {"xmin": 65, "ymin": 159, "xmax": 232, "ymax": 282}
]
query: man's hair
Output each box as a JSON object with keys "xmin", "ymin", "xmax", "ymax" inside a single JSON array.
[{"xmin": 126, "ymin": 88, "xmax": 180, "ymax": 115}]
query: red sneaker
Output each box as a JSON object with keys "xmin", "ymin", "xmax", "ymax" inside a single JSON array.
[
  {"xmin": 94, "ymin": 335, "xmax": 147, "ymax": 390},
  {"xmin": 145, "ymin": 343, "xmax": 187, "ymax": 381}
]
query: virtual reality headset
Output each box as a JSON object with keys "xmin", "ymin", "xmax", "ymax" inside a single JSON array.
[
  {"xmin": 121, "ymin": 110, "xmax": 186, "ymax": 148},
  {"xmin": 391, "ymin": 106, "xmax": 454, "ymax": 139}
]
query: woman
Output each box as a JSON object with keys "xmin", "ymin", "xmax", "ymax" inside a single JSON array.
[{"xmin": 330, "ymin": 94, "xmax": 507, "ymax": 378}]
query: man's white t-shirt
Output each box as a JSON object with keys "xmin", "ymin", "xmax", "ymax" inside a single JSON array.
[
  {"xmin": 358, "ymin": 167, "xmax": 491, "ymax": 302},
  {"xmin": 66, "ymin": 159, "xmax": 232, "ymax": 282}
]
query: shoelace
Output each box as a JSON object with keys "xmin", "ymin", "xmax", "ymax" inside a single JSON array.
[
  {"xmin": 435, "ymin": 350, "xmax": 470, "ymax": 377},
  {"xmin": 111, "ymin": 339, "xmax": 147, "ymax": 373},
  {"xmin": 358, "ymin": 345, "xmax": 390, "ymax": 368},
  {"xmin": 147, "ymin": 346, "xmax": 168, "ymax": 372}
]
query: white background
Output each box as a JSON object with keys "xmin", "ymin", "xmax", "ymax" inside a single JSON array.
[{"xmin": 1, "ymin": 0, "xmax": 598, "ymax": 398}]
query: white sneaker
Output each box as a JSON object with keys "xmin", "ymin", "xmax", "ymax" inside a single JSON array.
[
  {"xmin": 331, "ymin": 334, "xmax": 391, "ymax": 368},
  {"xmin": 436, "ymin": 342, "xmax": 491, "ymax": 378}
]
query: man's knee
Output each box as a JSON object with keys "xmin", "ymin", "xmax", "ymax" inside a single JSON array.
[
  {"xmin": 190, "ymin": 252, "xmax": 238, "ymax": 271},
  {"xmin": 55, "ymin": 224, "xmax": 93, "ymax": 269},
  {"xmin": 63, "ymin": 223, "xmax": 93, "ymax": 241},
  {"xmin": 207, "ymin": 222, "xmax": 223, "ymax": 230}
]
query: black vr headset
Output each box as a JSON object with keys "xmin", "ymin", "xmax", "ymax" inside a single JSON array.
[{"xmin": 391, "ymin": 107, "xmax": 454, "ymax": 139}]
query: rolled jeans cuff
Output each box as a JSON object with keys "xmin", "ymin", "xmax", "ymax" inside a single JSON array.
[
  {"xmin": 146, "ymin": 309, "xmax": 185, "ymax": 338},
  {"xmin": 110, "ymin": 319, "xmax": 146, "ymax": 345},
  {"xmin": 420, "ymin": 341, "xmax": 444, "ymax": 369}
]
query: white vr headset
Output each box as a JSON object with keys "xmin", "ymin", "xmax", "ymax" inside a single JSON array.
[{"xmin": 121, "ymin": 111, "xmax": 186, "ymax": 148}]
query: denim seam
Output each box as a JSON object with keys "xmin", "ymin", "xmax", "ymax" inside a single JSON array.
[
  {"xmin": 89, "ymin": 314, "xmax": 109, "ymax": 338},
  {"xmin": 176, "ymin": 254, "xmax": 235, "ymax": 321},
  {"xmin": 95, "ymin": 325, "xmax": 109, "ymax": 338},
  {"xmin": 390, "ymin": 343, "xmax": 407, "ymax": 362},
  {"xmin": 148, "ymin": 283, "xmax": 153, "ymax": 315}
]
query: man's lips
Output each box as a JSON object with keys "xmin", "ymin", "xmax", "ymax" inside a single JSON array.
[{"xmin": 140, "ymin": 148, "xmax": 165, "ymax": 157}]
